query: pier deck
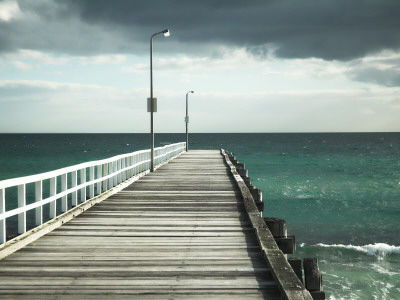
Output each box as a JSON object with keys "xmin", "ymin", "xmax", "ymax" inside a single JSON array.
[{"xmin": 0, "ymin": 150, "xmax": 283, "ymax": 299}]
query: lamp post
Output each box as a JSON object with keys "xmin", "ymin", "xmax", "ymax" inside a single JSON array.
[
  {"xmin": 185, "ymin": 91, "xmax": 194, "ymax": 152},
  {"xmin": 149, "ymin": 29, "xmax": 169, "ymax": 172}
]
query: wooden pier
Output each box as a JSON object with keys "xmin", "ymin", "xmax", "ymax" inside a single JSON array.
[{"xmin": 0, "ymin": 149, "xmax": 315, "ymax": 299}]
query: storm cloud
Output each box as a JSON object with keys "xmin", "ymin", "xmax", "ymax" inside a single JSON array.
[{"xmin": 2, "ymin": 0, "xmax": 400, "ymax": 60}]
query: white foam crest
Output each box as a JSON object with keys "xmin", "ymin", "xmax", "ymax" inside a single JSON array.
[{"xmin": 315, "ymin": 243, "xmax": 400, "ymax": 258}]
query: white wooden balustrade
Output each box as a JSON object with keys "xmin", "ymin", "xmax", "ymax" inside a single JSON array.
[{"xmin": 0, "ymin": 142, "xmax": 186, "ymax": 244}]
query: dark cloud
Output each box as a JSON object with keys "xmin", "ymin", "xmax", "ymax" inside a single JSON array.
[
  {"xmin": 2, "ymin": 0, "xmax": 400, "ymax": 60},
  {"xmin": 348, "ymin": 66, "xmax": 400, "ymax": 87}
]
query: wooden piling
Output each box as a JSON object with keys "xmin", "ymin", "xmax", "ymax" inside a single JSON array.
[
  {"xmin": 263, "ymin": 217, "xmax": 287, "ymax": 237},
  {"xmin": 303, "ymin": 258, "xmax": 325, "ymax": 300},
  {"xmin": 288, "ymin": 258, "xmax": 303, "ymax": 283},
  {"xmin": 263, "ymin": 217, "xmax": 295, "ymax": 255}
]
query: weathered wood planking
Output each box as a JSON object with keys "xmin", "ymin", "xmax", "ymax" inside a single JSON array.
[{"xmin": 0, "ymin": 150, "xmax": 282, "ymax": 299}]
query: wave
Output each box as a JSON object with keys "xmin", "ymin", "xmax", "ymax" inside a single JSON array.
[{"xmin": 314, "ymin": 243, "xmax": 400, "ymax": 259}]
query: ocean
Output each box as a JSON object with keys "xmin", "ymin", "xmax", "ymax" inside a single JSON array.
[{"xmin": 0, "ymin": 133, "xmax": 399, "ymax": 299}]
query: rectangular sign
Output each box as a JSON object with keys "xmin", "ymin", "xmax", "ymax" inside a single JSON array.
[{"xmin": 147, "ymin": 98, "xmax": 157, "ymax": 112}]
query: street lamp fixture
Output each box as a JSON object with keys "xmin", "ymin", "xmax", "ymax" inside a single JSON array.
[
  {"xmin": 185, "ymin": 91, "xmax": 194, "ymax": 152},
  {"xmin": 149, "ymin": 29, "xmax": 170, "ymax": 172}
]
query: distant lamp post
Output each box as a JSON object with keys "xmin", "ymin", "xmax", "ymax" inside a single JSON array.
[
  {"xmin": 149, "ymin": 29, "xmax": 170, "ymax": 172},
  {"xmin": 185, "ymin": 91, "xmax": 194, "ymax": 152}
]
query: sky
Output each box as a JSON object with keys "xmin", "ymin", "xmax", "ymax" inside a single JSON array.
[{"xmin": 0, "ymin": 0, "xmax": 400, "ymax": 133}]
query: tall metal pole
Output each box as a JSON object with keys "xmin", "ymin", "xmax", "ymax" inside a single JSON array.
[
  {"xmin": 185, "ymin": 93, "xmax": 188, "ymax": 151},
  {"xmin": 150, "ymin": 35, "xmax": 154, "ymax": 171},
  {"xmin": 149, "ymin": 29, "xmax": 169, "ymax": 172},
  {"xmin": 185, "ymin": 91, "xmax": 194, "ymax": 152}
]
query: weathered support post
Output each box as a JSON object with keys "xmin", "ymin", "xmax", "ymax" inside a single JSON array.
[
  {"xmin": 303, "ymin": 258, "xmax": 325, "ymax": 300},
  {"xmin": 227, "ymin": 154, "xmax": 264, "ymax": 213},
  {"xmin": 237, "ymin": 168, "xmax": 248, "ymax": 177},
  {"xmin": 288, "ymin": 258, "xmax": 303, "ymax": 283},
  {"xmin": 249, "ymin": 187, "xmax": 264, "ymax": 212},
  {"xmin": 264, "ymin": 217, "xmax": 287, "ymax": 237},
  {"xmin": 243, "ymin": 176, "xmax": 252, "ymax": 188},
  {"xmin": 263, "ymin": 217, "xmax": 295, "ymax": 254}
]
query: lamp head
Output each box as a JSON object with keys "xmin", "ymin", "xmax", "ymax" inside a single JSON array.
[
  {"xmin": 163, "ymin": 29, "xmax": 170, "ymax": 37},
  {"xmin": 190, "ymin": 91, "xmax": 194, "ymax": 94}
]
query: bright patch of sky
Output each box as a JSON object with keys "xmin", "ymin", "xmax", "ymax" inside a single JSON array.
[{"xmin": 1, "ymin": 48, "xmax": 399, "ymax": 133}]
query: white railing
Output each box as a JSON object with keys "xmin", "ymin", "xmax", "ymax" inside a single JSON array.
[{"xmin": 0, "ymin": 142, "xmax": 186, "ymax": 244}]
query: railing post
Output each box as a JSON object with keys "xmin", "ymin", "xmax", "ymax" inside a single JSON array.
[
  {"xmin": 125, "ymin": 157, "xmax": 129, "ymax": 179},
  {"xmin": 49, "ymin": 177, "xmax": 56, "ymax": 219},
  {"xmin": 107, "ymin": 163, "xmax": 112, "ymax": 190},
  {"xmin": 103, "ymin": 163, "xmax": 108, "ymax": 191},
  {"xmin": 97, "ymin": 165, "xmax": 102, "ymax": 195},
  {"xmin": 121, "ymin": 159, "xmax": 124, "ymax": 182},
  {"xmin": 122, "ymin": 158, "xmax": 126, "ymax": 181},
  {"xmin": 72, "ymin": 171, "xmax": 77, "ymax": 207},
  {"xmin": 117, "ymin": 159, "xmax": 122, "ymax": 184},
  {"xmin": 132, "ymin": 155, "xmax": 135, "ymax": 176},
  {"xmin": 61, "ymin": 174, "xmax": 67, "ymax": 212},
  {"xmin": 0, "ymin": 188, "xmax": 5, "ymax": 244},
  {"xmin": 134, "ymin": 155, "xmax": 137, "ymax": 175},
  {"xmin": 35, "ymin": 180, "xmax": 43, "ymax": 225},
  {"xmin": 133, "ymin": 154, "xmax": 136, "ymax": 175},
  {"xmin": 18, "ymin": 184, "xmax": 26, "ymax": 234},
  {"xmin": 89, "ymin": 166, "xmax": 94, "ymax": 199},
  {"xmin": 80, "ymin": 168, "xmax": 86, "ymax": 203},
  {"xmin": 129, "ymin": 156, "xmax": 133, "ymax": 177},
  {"xmin": 113, "ymin": 161, "xmax": 117, "ymax": 186}
]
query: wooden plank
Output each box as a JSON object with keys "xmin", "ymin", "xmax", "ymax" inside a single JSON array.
[
  {"xmin": 0, "ymin": 261, "xmax": 267, "ymax": 269},
  {"xmin": 0, "ymin": 277, "xmax": 277, "ymax": 287},
  {"xmin": 0, "ymin": 287, "xmax": 283, "ymax": 300}
]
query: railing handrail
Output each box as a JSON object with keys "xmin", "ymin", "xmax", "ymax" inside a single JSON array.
[
  {"xmin": 0, "ymin": 144, "xmax": 183, "ymax": 189},
  {"xmin": 0, "ymin": 142, "xmax": 186, "ymax": 244}
]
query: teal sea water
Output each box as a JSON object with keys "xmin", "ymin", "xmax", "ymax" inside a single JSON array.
[{"xmin": 0, "ymin": 133, "xmax": 399, "ymax": 299}]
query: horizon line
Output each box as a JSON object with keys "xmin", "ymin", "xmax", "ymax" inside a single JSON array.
[{"xmin": 0, "ymin": 131, "xmax": 399, "ymax": 134}]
